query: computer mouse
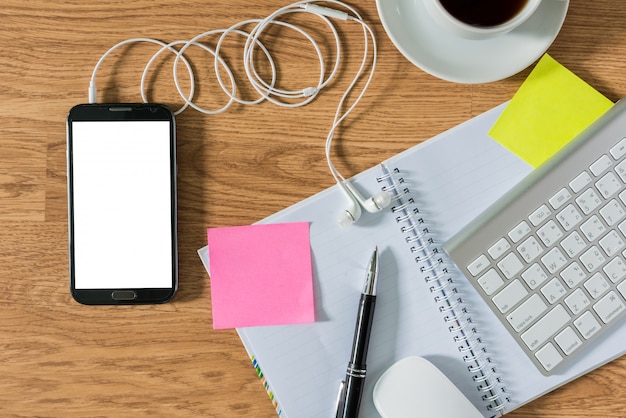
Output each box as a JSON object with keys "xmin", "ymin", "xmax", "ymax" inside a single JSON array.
[{"xmin": 373, "ymin": 356, "xmax": 484, "ymax": 418}]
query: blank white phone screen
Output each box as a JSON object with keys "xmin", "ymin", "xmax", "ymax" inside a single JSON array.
[{"xmin": 71, "ymin": 121, "xmax": 173, "ymax": 289}]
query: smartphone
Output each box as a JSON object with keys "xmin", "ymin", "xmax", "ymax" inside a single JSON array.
[{"xmin": 67, "ymin": 104, "xmax": 178, "ymax": 304}]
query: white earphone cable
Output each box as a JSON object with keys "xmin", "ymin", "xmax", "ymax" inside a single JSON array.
[
  {"xmin": 325, "ymin": 15, "xmax": 377, "ymax": 185},
  {"xmin": 89, "ymin": 37, "xmax": 197, "ymax": 115}
]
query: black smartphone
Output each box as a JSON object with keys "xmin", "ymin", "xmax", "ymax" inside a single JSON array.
[{"xmin": 67, "ymin": 104, "xmax": 178, "ymax": 304}]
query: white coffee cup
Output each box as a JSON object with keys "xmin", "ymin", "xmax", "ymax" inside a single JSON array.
[{"xmin": 422, "ymin": 0, "xmax": 542, "ymax": 40}]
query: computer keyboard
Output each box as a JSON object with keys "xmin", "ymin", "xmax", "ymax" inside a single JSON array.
[{"xmin": 444, "ymin": 99, "xmax": 626, "ymax": 375}]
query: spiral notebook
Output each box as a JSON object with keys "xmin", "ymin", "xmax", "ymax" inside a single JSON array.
[{"xmin": 198, "ymin": 103, "xmax": 626, "ymax": 417}]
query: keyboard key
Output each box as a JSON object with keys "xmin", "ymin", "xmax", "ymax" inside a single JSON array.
[
  {"xmin": 619, "ymin": 219, "xmax": 626, "ymax": 238},
  {"xmin": 560, "ymin": 262, "xmax": 586, "ymax": 288},
  {"xmin": 508, "ymin": 221, "xmax": 531, "ymax": 243},
  {"xmin": 541, "ymin": 278, "xmax": 567, "ymax": 304},
  {"xmin": 521, "ymin": 263, "xmax": 549, "ymax": 290},
  {"xmin": 565, "ymin": 288, "xmax": 591, "ymax": 315},
  {"xmin": 596, "ymin": 172, "xmax": 621, "ymax": 198},
  {"xmin": 574, "ymin": 311, "xmax": 601, "ymax": 339},
  {"xmin": 620, "ymin": 189, "xmax": 626, "ymax": 206},
  {"xmin": 492, "ymin": 279, "xmax": 527, "ymax": 313},
  {"xmin": 560, "ymin": 231, "xmax": 586, "ymax": 258},
  {"xmin": 616, "ymin": 160, "xmax": 626, "ymax": 183},
  {"xmin": 517, "ymin": 236, "xmax": 543, "ymax": 263},
  {"xmin": 541, "ymin": 247, "xmax": 567, "ymax": 274},
  {"xmin": 593, "ymin": 291, "xmax": 625, "ymax": 323},
  {"xmin": 599, "ymin": 230, "xmax": 625, "ymax": 257},
  {"xmin": 580, "ymin": 215, "xmax": 606, "ymax": 242},
  {"xmin": 570, "ymin": 171, "xmax": 592, "ymax": 193},
  {"xmin": 618, "ymin": 281, "xmax": 626, "ymax": 299},
  {"xmin": 580, "ymin": 246, "xmax": 607, "ymax": 272},
  {"xmin": 604, "ymin": 257, "xmax": 626, "ymax": 283},
  {"xmin": 590, "ymin": 154, "xmax": 612, "ymax": 176},
  {"xmin": 488, "ymin": 238, "xmax": 511, "ymax": 260},
  {"xmin": 477, "ymin": 268, "xmax": 504, "ymax": 296},
  {"xmin": 575, "ymin": 188, "xmax": 602, "ymax": 215},
  {"xmin": 535, "ymin": 343, "xmax": 563, "ymax": 372},
  {"xmin": 538, "ymin": 220, "xmax": 564, "ymax": 246},
  {"xmin": 467, "ymin": 254, "xmax": 489, "ymax": 276},
  {"xmin": 529, "ymin": 205, "xmax": 552, "ymax": 226},
  {"xmin": 549, "ymin": 188, "xmax": 572, "ymax": 210},
  {"xmin": 584, "ymin": 272, "xmax": 610, "ymax": 299},
  {"xmin": 599, "ymin": 199, "xmax": 625, "ymax": 225},
  {"xmin": 610, "ymin": 137, "xmax": 626, "ymax": 159},
  {"xmin": 497, "ymin": 253, "xmax": 524, "ymax": 279},
  {"xmin": 507, "ymin": 294, "xmax": 548, "ymax": 333},
  {"xmin": 555, "ymin": 326, "xmax": 582, "ymax": 355},
  {"xmin": 556, "ymin": 204, "xmax": 583, "ymax": 231},
  {"xmin": 521, "ymin": 304, "xmax": 570, "ymax": 350}
]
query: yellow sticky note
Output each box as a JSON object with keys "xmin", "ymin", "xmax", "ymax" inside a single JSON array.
[{"xmin": 489, "ymin": 54, "xmax": 613, "ymax": 167}]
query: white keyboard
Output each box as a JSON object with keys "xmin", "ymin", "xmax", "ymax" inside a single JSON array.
[{"xmin": 444, "ymin": 99, "xmax": 626, "ymax": 375}]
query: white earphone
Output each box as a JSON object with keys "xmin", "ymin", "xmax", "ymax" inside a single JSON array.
[
  {"xmin": 87, "ymin": 1, "xmax": 389, "ymax": 226},
  {"xmin": 337, "ymin": 180, "xmax": 392, "ymax": 227}
]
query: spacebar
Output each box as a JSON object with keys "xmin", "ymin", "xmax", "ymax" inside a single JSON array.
[{"xmin": 521, "ymin": 304, "xmax": 571, "ymax": 351}]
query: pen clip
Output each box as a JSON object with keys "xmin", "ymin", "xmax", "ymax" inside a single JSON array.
[{"xmin": 335, "ymin": 380, "xmax": 346, "ymax": 418}]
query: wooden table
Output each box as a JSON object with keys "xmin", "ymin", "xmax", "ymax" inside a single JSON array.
[{"xmin": 2, "ymin": 1, "xmax": 626, "ymax": 416}]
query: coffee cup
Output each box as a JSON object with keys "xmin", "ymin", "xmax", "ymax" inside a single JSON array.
[{"xmin": 422, "ymin": 0, "xmax": 542, "ymax": 40}]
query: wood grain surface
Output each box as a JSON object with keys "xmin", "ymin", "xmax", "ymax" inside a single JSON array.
[{"xmin": 1, "ymin": 0, "xmax": 626, "ymax": 416}]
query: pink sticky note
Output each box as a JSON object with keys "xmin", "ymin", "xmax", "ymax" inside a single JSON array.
[{"xmin": 207, "ymin": 222, "xmax": 314, "ymax": 329}]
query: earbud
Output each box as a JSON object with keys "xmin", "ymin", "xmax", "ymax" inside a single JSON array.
[
  {"xmin": 345, "ymin": 181, "xmax": 392, "ymax": 213},
  {"xmin": 337, "ymin": 181, "xmax": 363, "ymax": 227},
  {"xmin": 337, "ymin": 181, "xmax": 392, "ymax": 227}
]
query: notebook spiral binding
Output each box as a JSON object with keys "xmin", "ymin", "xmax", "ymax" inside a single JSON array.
[{"xmin": 376, "ymin": 163, "xmax": 510, "ymax": 414}]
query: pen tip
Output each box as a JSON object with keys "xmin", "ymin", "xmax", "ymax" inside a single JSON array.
[{"xmin": 364, "ymin": 247, "xmax": 379, "ymax": 295}]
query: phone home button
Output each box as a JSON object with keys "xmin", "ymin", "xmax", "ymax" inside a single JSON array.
[{"xmin": 111, "ymin": 290, "xmax": 137, "ymax": 301}]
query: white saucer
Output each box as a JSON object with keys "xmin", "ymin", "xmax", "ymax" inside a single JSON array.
[{"xmin": 376, "ymin": 0, "xmax": 569, "ymax": 83}]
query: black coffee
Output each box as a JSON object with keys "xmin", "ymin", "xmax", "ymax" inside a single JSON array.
[{"xmin": 439, "ymin": 0, "xmax": 529, "ymax": 27}]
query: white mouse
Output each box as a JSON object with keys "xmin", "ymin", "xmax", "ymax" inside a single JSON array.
[{"xmin": 373, "ymin": 356, "xmax": 484, "ymax": 418}]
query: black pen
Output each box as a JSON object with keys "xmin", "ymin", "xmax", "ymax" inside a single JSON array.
[{"xmin": 336, "ymin": 247, "xmax": 379, "ymax": 418}]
